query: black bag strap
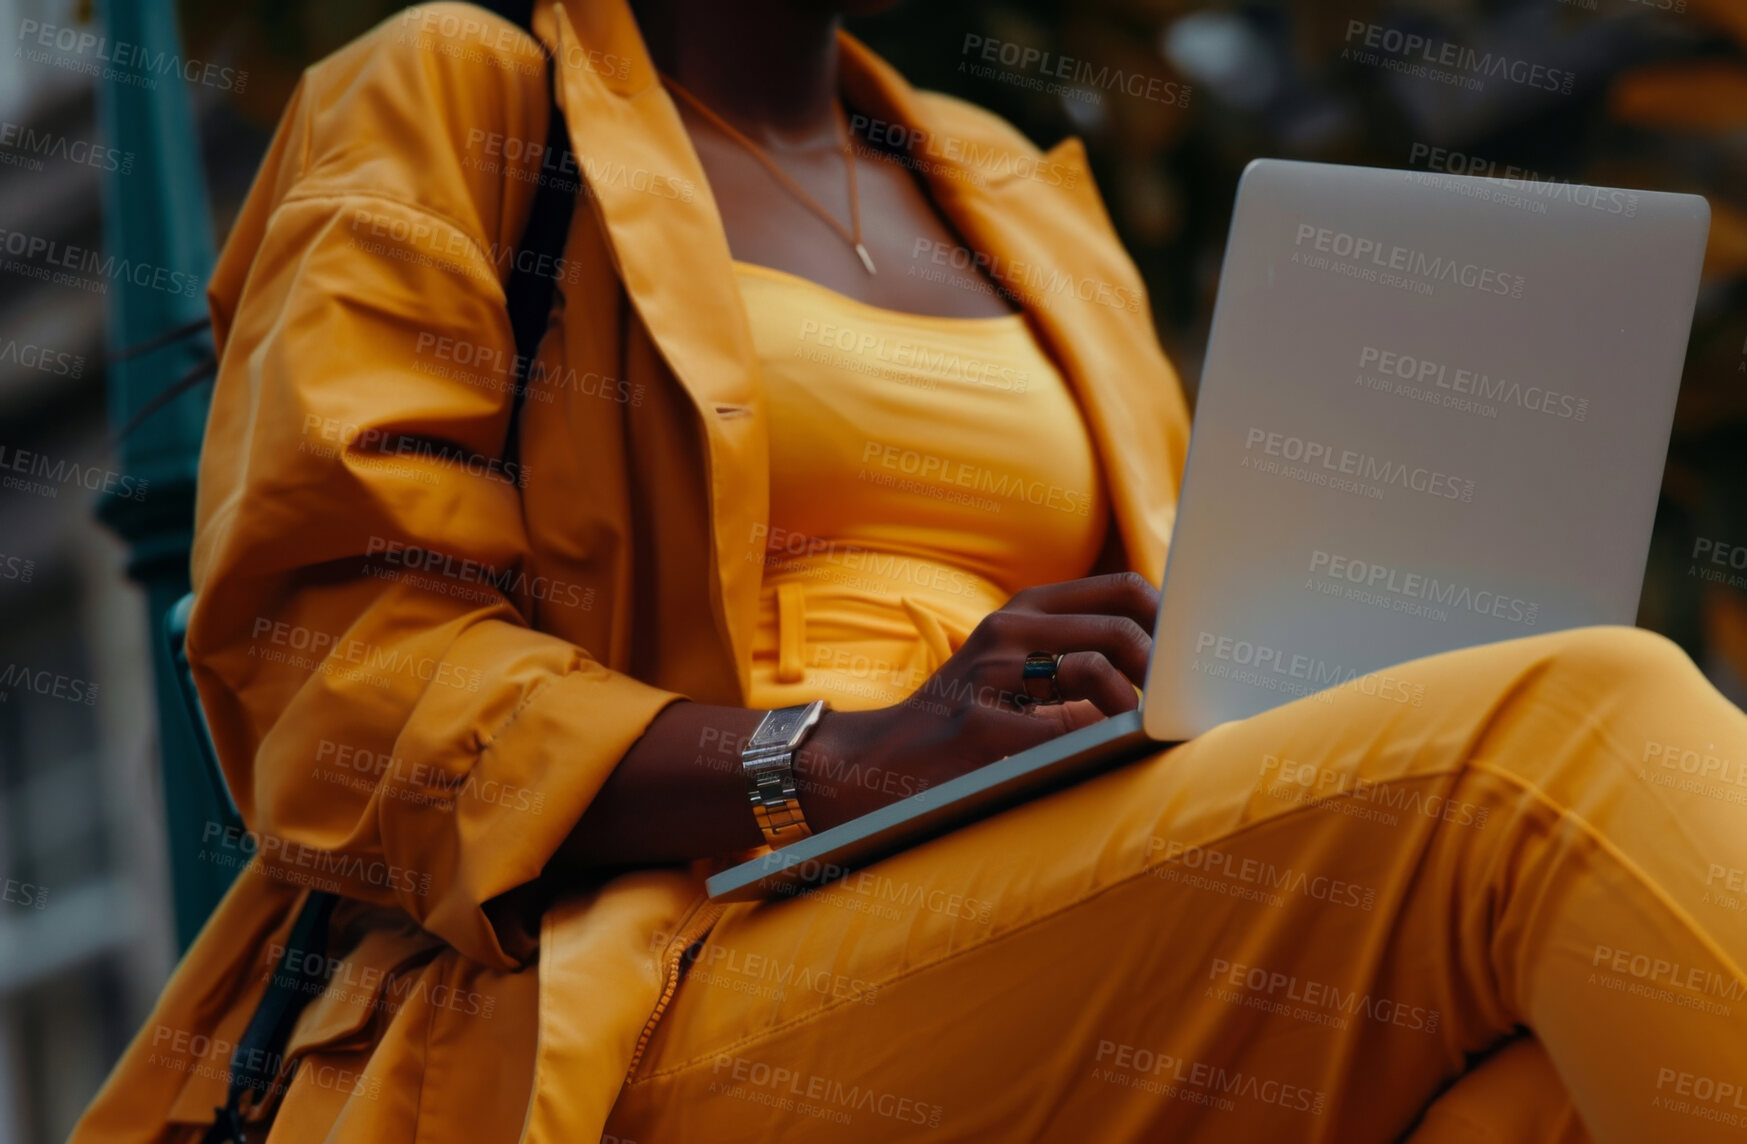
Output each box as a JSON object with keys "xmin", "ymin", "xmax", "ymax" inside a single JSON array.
[
  {"xmin": 201, "ymin": 11, "xmax": 579, "ymax": 1141},
  {"xmin": 200, "ymin": 892, "xmax": 338, "ymax": 1144},
  {"xmin": 503, "ymin": 32, "xmax": 580, "ymax": 449}
]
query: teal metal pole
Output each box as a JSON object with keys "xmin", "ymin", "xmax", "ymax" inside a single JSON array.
[{"xmin": 92, "ymin": 0, "xmax": 237, "ymax": 949}]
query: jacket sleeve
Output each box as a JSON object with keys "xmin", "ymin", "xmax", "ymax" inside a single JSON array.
[{"xmin": 188, "ymin": 5, "xmax": 683, "ymax": 969}]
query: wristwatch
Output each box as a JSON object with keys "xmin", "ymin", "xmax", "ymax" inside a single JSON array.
[{"xmin": 741, "ymin": 700, "xmax": 827, "ymax": 847}]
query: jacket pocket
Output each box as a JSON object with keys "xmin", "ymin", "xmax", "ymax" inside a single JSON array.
[{"xmin": 165, "ymin": 903, "xmax": 444, "ymax": 1127}]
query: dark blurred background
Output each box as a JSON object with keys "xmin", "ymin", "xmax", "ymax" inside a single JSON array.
[{"xmin": 1, "ymin": 0, "xmax": 1742, "ymax": 1140}]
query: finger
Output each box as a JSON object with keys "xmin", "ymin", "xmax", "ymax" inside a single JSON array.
[
  {"xmin": 965, "ymin": 691, "xmax": 1109, "ymax": 764},
  {"xmin": 1052, "ymin": 651, "xmax": 1140, "ymax": 715},
  {"xmin": 981, "ymin": 610, "xmax": 1151, "ymax": 686},
  {"xmin": 1006, "ymin": 571, "xmax": 1160, "ymax": 630},
  {"xmin": 1016, "ymin": 697, "xmax": 1106, "ymax": 738},
  {"xmin": 974, "ymin": 703, "xmax": 1081, "ymax": 760}
]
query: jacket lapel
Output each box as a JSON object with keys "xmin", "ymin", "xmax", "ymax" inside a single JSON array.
[
  {"xmin": 836, "ymin": 36, "xmax": 1191, "ymax": 584},
  {"xmin": 543, "ymin": 1, "xmax": 768, "ymax": 697},
  {"xmin": 538, "ymin": 1, "xmax": 1192, "ymax": 694}
]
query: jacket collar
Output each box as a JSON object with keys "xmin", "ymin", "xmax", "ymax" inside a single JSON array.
[{"xmin": 538, "ymin": 0, "xmax": 1189, "ymax": 698}]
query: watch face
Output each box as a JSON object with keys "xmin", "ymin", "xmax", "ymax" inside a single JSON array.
[
  {"xmin": 756, "ymin": 710, "xmax": 804, "ymax": 749},
  {"xmin": 753, "ymin": 703, "xmax": 817, "ymax": 751}
]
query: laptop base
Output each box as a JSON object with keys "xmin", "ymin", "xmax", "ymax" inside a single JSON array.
[{"xmin": 706, "ymin": 709, "xmax": 1162, "ymax": 903}]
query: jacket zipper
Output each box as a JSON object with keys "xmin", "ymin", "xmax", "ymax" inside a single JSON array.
[{"xmin": 625, "ymin": 898, "xmax": 729, "ymax": 1078}]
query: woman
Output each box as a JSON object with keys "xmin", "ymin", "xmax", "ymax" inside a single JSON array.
[{"xmin": 74, "ymin": 0, "xmax": 1747, "ymax": 1140}]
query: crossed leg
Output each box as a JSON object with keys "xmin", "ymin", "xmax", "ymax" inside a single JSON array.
[{"xmin": 606, "ymin": 626, "xmax": 1747, "ymax": 1142}]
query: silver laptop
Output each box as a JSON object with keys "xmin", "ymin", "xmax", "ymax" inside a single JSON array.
[{"xmin": 707, "ymin": 158, "xmax": 1709, "ymax": 904}]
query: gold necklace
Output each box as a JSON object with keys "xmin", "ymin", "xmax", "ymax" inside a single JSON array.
[{"xmin": 661, "ymin": 73, "xmax": 876, "ymax": 275}]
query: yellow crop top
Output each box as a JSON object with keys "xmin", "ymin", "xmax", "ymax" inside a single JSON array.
[{"xmin": 733, "ymin": 260, "xmax": 1110, "ymax": 712}]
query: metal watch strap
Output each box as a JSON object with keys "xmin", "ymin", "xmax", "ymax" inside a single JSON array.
[{"xmin": 742, "ymin": 700, "xmax": 826, "ymax": 846}]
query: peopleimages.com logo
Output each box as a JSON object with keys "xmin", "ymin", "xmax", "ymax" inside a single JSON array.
[
  {"xmin": 0, "ymin": 227, "xmax": 201, "ymax": 297},
  {"xmin": 1342, "ymin": 21, "xmax": 1575, "ymax": 95},
  {"xmin": 0, "ymin": 336, "xmax": 84, "ymax": 378},
  {"xmin": 0, "ymin": 664, "xmax": 98, "ymax": 705},
  {"xmin": 16, "ymin": 19, "xmax": 247, "ymax": 92},
  {"xmin": 1309, "ymin": 547, "xmax": 1540, "ymax": 627},
  {"xmin": 959, "ymin": 34, "xmax": 1190, "ymax": 108},
  {"xmin": 0, "ymin": 121, "xmax": 133, "ymax": 175},
  {"xmin": 848, "ymin": 113, "xmax": 1078, "ymax": 189},
  {"xmin": 1293, "ymin": 223, "xmax": 1525, "ymax": 299},
  {"xmin": 1243, "ymin": 427, "xmax": 1477, "ymax": 503},
  {"xmin": 394, "ymin": 7, "xmax": 631, "ymax": 82},
  {"xmin": 0, "ymin": 445, "xmax": 149, "ymax": 501},
  {"xmin": 1356, "ymin": 345, "xmax": 1588, "ymax": 422},
  {"xmin": 1405, "ymin": 144, "xmax": 1639, "ymax": 218},
  {"xmin": 0, "ymin": 554, "xmax": 34, "ymax": 583}
]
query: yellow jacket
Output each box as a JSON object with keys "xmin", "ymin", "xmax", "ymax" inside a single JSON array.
[{"xmin": 74, "ymin": 2, "xmax": 1191, "ymax": 1140}]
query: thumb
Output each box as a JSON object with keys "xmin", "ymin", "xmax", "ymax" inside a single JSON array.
[
  {"xmin": 972, "ymin": 701, "xmax": 1106, "ymax": 765},
  {"xmin": 1032, "ymin": 698, "xmax": 1105, "ymax": 735}
]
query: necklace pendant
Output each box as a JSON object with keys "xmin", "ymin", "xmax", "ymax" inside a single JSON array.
[{"xmin": 855, "ymin": 242, "xmax": 877, "ymax": 275}]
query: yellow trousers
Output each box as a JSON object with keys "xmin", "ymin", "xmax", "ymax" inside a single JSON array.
[{"xmin": 605, "ymin": 627, "xmax": 1747, "ymax": 1142}]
